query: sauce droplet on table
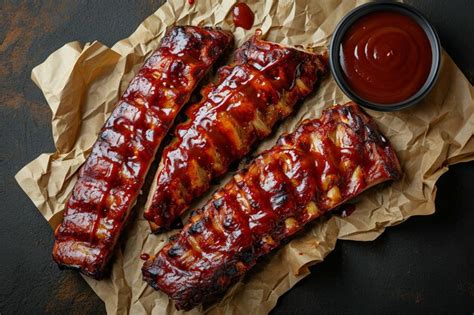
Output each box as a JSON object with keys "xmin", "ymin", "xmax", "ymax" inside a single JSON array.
[
  {"xmin": 140, "ymin": 253, "xmax": 150, "ymax": 261},
  {"xmin": 232, "ymin": 3, "xmax": 255, "ymax": 30}
]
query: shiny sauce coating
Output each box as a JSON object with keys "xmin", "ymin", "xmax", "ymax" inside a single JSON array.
[
  {"xmin": 144, "ymin": 33, "xmax": 328, "ymax": 232},
  {"xmin": 142, "ymin": 102, "xmax": 402, "ymax": 310},
  {"xmin": 52, "ymin": 26, "xmax": 233, "ymax": 279},
  {"xmin": 340, "ymin": 11, "xmax": 432, "ymax": 104}
]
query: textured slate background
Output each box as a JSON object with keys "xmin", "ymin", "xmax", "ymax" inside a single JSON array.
[{"xmin": 0, "ymin": 1, "xmax": 473, "ymax": 314}]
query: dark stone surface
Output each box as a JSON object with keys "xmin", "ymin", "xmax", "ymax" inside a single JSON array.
[{"xmin": 0, "ymin": 1, "xmax": 472, "ymax": 314}]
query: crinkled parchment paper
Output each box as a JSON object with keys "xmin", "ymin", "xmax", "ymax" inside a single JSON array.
[{"xmin": 15, "ymin": 0, "xmax": 474, "ymax": 314}]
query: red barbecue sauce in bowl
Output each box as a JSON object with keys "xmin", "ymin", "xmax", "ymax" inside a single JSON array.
[{"xmin": 340, "ymin": 10, "xmax": 432, "ymax": 104}]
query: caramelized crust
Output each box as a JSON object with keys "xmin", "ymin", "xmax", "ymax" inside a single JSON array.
[
  {"xmin": 144, "ymin": 33, "xmax": 328, "ymax": 233},
  {"xmin": 52, "ymin": 26, "xmax": 233, "ymax": 279},
  {"xmin": 142, "ymin": 102, "xmax": 402, "ymax": 310}
]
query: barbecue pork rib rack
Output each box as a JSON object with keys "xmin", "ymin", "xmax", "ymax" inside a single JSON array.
[
  {"xmin": 52, "ymin": 26, "xmax": 233, "ymax": 279},
  {"xmin": 142, "ymin": 102, "xmax": 402, "ymax": 310},
  {"xmin": 144, "ymin": 32, "xmax": 328, "ymax": 233}
]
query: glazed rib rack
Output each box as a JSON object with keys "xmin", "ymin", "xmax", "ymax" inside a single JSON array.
[
  {"xmin": 52, "ymin": 26, "xmax": 233, "ymax": 279},
  {"xmin": 142, "ymin": 102, "xmax": 401, "ymax": 310},
  {"xmin": 144, "ymin": 33, "xmax": 328, "ymax": 232}
]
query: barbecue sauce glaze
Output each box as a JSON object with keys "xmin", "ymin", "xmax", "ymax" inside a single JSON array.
[
  {"xmin": 144, "ymin": 33, "xmax": 328, "ymax": 232},
  {"xmin": 142, "ymin": 103, "xmax": 402, "ymax": 310},
  {"xmin": 52, "ymin": 27, "xmax": 233, "ymax": 278}
]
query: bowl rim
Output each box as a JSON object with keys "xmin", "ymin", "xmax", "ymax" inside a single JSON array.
[{"xmin": 329, "ymin": 1, "xmax": 442, "ymax": 112}]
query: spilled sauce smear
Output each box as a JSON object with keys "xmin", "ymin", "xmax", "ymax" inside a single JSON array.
[
  {"xmin": 232, "ymin": 3, "xmax": 254, "ymax": 30},
  {"xmin": 338, "ymin": 204, "xmax": 356, "ymax": 217}
]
